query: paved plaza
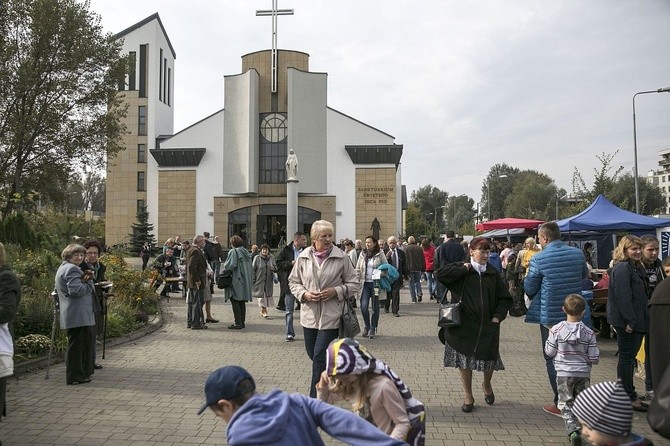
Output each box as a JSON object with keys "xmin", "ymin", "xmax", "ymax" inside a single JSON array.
[{"xmin": 3, "ymin": 282, "xmax": 667, "ymax": 445}]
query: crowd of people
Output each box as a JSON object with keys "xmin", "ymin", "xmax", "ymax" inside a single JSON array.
[
  {"xmin": 3, "ymin": 220, "xmax": 667, "ymax": 445},
  {"xmin": 188, "ymin": 221, "xmax": 670, "ymax": 445}
]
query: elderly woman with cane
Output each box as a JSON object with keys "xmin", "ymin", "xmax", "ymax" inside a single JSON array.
[
  {"xmin": 55, "ymin": 244, "xmax": 96, "ymax": 385},
  {"xmin": 289, "ymin": 220, "xmax": 360, "ymax": 397}
]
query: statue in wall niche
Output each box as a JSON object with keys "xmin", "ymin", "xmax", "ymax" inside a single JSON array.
[
  {"xmin": 371, "ymin": 217, "xmax": 381, "ymax": 241},
  {"xmin": 286, "ymin": 148, "xmax": 298, "ymax": 180}
]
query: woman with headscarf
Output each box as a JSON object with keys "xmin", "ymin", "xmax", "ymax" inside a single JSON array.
[
  {"xmin": 607, "ymin": 235, "xmax": 650, "ymax": 412},
  {"xmin": 289, "ymin": 220, "xmax": 360, "ymax": 398},
  {"xmin": 434, "ymin": 237, "xmax": 513, "ymax": 413},
  {"xmin": 0, "ymin": 243, "xmax": 21, "ymax": 420},
  {"xmin": 317, "ymin": 338, "xmax": 426, "ymax": 445},
  {"xmin": 355, "ymin": 235, "xmax": 388, "ymax": 339}
]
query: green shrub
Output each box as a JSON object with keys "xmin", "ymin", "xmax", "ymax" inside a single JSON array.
[
  {"xmin": 2, "ymin": 213, "xmax": 38, "ymax": 249},
  {"xmin": 13, "ymin": 289, "xmax": 55, "ymax": 339},
  {"xmin": 6, "ymin": 242, "xmax": 159, "ymax": 364},
  {"xmin": 102, "ymin": 253, "xmax": 158, "ymax": 315},
  {"xmin": 15, "ymin": 334, "xmax": 51, "ymax": 359}
]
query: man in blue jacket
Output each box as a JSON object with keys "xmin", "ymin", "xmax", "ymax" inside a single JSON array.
[
  {"xmin": 524, "ymin": 222, "xmax": 588, "ymax": 417},
  {"xmin": 198, "ymin": 365, "xmax": 408, "ymax": 446}
]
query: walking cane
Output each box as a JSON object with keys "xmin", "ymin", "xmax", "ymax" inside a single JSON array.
[
  {"xmin": 102, "ymin": 296, "xmax": 108, "ymax": 360},
  {"xmin": 99, "ymin": 282, "xmax": 113, "ymax": 360},
  {"xmin": 45, "ymin": 290, "xmax": 60, "ymax": 380}
]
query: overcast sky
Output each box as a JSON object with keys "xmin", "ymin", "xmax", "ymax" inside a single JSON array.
[{"xmin": 90, "ymin": 0, "xmax": 670, "ymax": 206}]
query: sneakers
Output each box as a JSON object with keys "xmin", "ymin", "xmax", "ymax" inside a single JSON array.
[
  {"xmin": 285, "ymin": 334, "xmax": 294, "ymax": 342},
  {"xmin": 543, "ymin": 404, "xmax": 562, "ymax": 417},
  {"xmin": 368, "ymin": 329, "xmax": 376, "ymax": 339},
  {"xmin": 569, "ymin": 431, "xmax": 582, "ymax": 446}
]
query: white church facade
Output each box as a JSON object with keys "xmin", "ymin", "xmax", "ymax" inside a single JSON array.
[{"xmin": 106, "ymin": 12, "xmax": 406, "ymax": 248}]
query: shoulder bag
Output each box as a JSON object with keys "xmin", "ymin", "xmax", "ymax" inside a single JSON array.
[
  {"xmin": 216, "ymin": 270, "xmax": 233, "ymax": 289},
  {"xmin": 437, "ymin": 280, "xmax": 466, "ymax": 328},
  {"xmin": 339, "ymin": 285, "xmax": 361, "ymax": 338}
]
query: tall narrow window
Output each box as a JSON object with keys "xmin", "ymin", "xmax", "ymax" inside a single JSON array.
[
  {"xmin": 137, "ymin": 172, "xmax": 146, "ymax": 191},
  {"xmin": 163, "ymin": 58, "xmax": 167, "ymax": 104},
  {"xmin": 128, "ymin": 51, "xmax": 136, "ymax": 91},
  {"xmin": 139, "ymin": 44, "xmax": 147, "ymax": 98},
  {"xmin": 167, "ymin": 68, "xmax": 171, "ymax": 106},
  {"xmin": 137, "ymin": 144, "xmax": 146, "ymax": 163},
  {"xmin": 259, "ymin": 113, "xmax": 288, "ymax": 184},
  {"xmin": 159, "ymin": 48, "xmax": 163, "ymax": 102},
  {"xmin": 138, "ymin": 106, "xmax": 146, "ymax": 136}
]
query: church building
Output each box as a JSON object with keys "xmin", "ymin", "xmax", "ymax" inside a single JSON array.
[{"xmin": 106, "ymin": 11, "xmax": 406, "ymax": 248}]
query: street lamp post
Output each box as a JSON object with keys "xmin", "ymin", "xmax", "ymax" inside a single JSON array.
[
  {"xmin": 486, "ymin": 174, "xmax": 508, "ymax": 221},
  {"xmin": 633, "ymin": 87, "xmax": 670, "ymax": 214}
]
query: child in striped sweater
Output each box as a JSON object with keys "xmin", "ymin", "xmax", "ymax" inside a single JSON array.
[{"xmin": 545, "ymin": 294, "xmax": 600, "ymax": 446}]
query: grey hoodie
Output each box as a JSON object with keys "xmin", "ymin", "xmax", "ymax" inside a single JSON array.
[{"xmin": 545, "ymin": 320, "xmax": 600, "ymax": 377}]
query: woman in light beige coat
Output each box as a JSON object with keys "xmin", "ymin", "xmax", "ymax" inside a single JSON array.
[{"xmin": 289, "ymin": 220, "xmax": 360, "ymax": 398}]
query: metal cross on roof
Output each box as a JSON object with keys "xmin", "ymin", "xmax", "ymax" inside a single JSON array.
[{"xmin": 256, "ymin": 0, "xmax": 294, "ymax": 93}]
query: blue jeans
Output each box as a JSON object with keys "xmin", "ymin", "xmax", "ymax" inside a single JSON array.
[
  {"xmin": 285, "ymin": 293, "xmax": 295, "ymax": 337},
  {"xmin": 615, "ymin": 327, "xmax": 645, "ymax": 400},
  {"xmin": 426, "ymin": 272, "xmax": 436, "ymax": 296},
  {"xmin": 360, "ymin": 282, "xmax": 380, "ymax": 332},
  {"xmin": 303, "ymin": 327, "xmax": 339, "ymax": 398},
  {"xmin": 408, "ymin": 271, "xmax": 422, "ymax": 301},
  {"xmin": 541, "ymin": 324, "xmax": 558, "ymax": 405}
]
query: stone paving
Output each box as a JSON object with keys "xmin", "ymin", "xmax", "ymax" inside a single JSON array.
[{"xmin": 2, "ymin": 282, "xmax": 667, "ymax": 445}]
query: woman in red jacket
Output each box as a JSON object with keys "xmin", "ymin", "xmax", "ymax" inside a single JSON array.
[{"xmin": 421, "ymin": 238, "xmax": 436, "ymax": 300}]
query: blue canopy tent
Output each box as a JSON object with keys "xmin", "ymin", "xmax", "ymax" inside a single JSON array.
[
  {"xmin": 556, "ymin": 194, "xmax": 670, "ymax": 232},
  {"xmin": 556, "ymin": 194, "xmax": 670, "ymax": 268}
]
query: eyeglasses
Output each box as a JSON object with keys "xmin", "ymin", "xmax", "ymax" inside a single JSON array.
[{"xmin": 86, "ymin": 251, "xmax": 99, "ymax": 255}]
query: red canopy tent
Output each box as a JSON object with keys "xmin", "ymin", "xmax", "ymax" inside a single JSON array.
[{"xmin": 476, "ymin": 217, "xmax": 545, "ymax": 231}]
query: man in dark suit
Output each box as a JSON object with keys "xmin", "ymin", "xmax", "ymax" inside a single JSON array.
[
  {"xmin": 276, "ymin": 232, "xmax": 307, "ymax": 341},
  {"xmin": 434, "ymin": 230, "xmax": 466, "ymax": 301},
  {"xmin": 384, "ymin": 236, "xmax": 407, "ymax": 317}
]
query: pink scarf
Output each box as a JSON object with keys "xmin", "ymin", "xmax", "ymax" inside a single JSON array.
[{"xmin": 312, "ymin": 245, "xmax": 333, "ymax": 266}]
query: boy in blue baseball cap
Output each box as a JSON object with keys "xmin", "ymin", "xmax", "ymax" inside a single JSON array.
[{"xmin": 198, "ymin": 365, "xmax": 408, "ymax": 446}]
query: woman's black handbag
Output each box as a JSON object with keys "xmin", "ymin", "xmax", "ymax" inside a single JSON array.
[
  {"xmin": 339, "ymin": 289, "xmax": 361, "ymax": 338},
  {"xmin": 216, "ymin": 270, "xmax": 233, "ymax": 289},
  {"xmin": 438, "ymin": 302, "xmax": 461, "ymax": 328},
  {"xmin": 437, "ymin": 289, "xmax": 462, "ymax": 328}
]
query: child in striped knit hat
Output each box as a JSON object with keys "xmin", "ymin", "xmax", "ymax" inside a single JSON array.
[
  {"xmin": 317, "ymin": 338, "xmax": 426, "ymax": 446},
  {"xmin": 572, "ymin": 380, "xmax": 654, "ymax": 445}
]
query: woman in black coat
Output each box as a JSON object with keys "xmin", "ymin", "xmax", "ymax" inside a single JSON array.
[
  {"xmin": 434, "ymin": 237, "xmax": 512, "ymax": 413},
  {"xmin": 607, "ymin": 235, "xmax": 650, "ymax": 411}
]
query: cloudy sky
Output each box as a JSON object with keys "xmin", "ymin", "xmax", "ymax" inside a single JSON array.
[{"xmin": 90, "ymin": 0, "xmax": 670, "ymax": 205}]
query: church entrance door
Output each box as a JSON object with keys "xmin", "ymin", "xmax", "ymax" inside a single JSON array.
[{"xmin": 256, "ymin": 214, "xmax": 286, "ymax": 249}]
